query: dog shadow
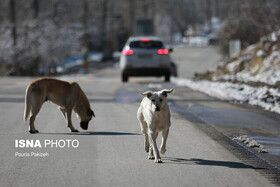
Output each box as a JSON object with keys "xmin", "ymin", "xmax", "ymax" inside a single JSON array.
[
  {"xmin": 39, "ymin": 131, "xmax": 141, "ymax": 136},
  {"xmin": 162, "ymin": 157, "xmax": 262, "ymax": 169}
]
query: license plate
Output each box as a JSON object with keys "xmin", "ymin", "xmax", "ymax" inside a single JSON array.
[{"xmin": 138, "ymin": 54, "xmax": 152, "ymax": 58}]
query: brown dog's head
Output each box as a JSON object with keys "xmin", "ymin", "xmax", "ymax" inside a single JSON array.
[
  {"xmin": 78, "ymin": 109, "xmax": 95, "ymax": 130},
  {"xmin": 80, "ymin": 121, "xmax": 89, "ymax": 130}
]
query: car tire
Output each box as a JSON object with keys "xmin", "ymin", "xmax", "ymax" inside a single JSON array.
[
  {"xmin": 164, "ymin": 75, "xmax": 170, "ymax": 82},
  {"xmin": 122, "ymin": 73, "xmax": 128, "ymax": 82}
]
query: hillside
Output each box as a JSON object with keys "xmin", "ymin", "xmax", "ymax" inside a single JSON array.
[
  {"xmin": 196, "ymin": 30, "xmax": 280, "ymax": 89},
  {"xmin": 172, "ymin": 31, "xmax": 280, "ymax": 114}
]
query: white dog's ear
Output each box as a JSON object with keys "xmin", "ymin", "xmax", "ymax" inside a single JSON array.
[
  {"xmin": 161, "ymin": 88, "xmax": 174, "ymax": 97},
  {"xmin": 141, "ymin": 91, "xmax": 153, "ymax": 98}
]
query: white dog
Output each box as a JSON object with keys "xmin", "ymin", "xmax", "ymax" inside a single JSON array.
[{"xmin": 137, "ymin": 88, "xmax": 173, "ymax": 163}]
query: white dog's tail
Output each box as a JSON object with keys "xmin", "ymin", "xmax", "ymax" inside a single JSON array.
[{"xmin": 24, "ymin": 85, "xmax": 32, "ymax": 122}]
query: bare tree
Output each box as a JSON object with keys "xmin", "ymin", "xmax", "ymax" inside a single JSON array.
[{"xmin": 9, "ymin": 0, "xmax": 16, "ymax": 46}]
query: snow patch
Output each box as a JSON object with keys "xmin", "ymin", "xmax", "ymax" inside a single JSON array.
[
  {"xmin": 233, "ymin": 135, "xmax": 268, "ymax": 153},
  {"xmin": 256, "ymin": 50, "xmax": 265, "ymax": 57},
  {"xmin": 148, "ymin": 83, "xmax": 162, "ymax": 89},
  {"xmin": 226, "ymin": 60, "xmax": 240, "ymax": 72},
  {"xmin": 171, "ymin": 77, "xmax": 280, "ymax": 114},
  {"xmin": 182, "ymin": 36, "xmax": 209, "ymax": 47},
  {"xmin": 243, "ymin": 44, "xmax": 256, "ymax": 55}
]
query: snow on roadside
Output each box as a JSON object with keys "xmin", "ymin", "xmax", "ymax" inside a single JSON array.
[
  {"xmin": 171, "ymin": 77, "xmax": 280, "ymax": 114},
  {"xmin": 232, "ymin": 135, "xmax": 268, "ymax": 153},
  {"xmin": 182, "ymin": 36, "xmax": 209, "ymax": 47}
]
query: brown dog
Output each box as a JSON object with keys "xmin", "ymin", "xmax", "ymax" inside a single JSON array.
[{"xmin": 24, "ymin": 78, "xmax": 95, "ymax": 133}]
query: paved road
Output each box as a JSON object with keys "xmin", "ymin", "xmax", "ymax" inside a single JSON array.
[
  {"xmin": 170, "ymin": 46, "xmax": 221, "ymax": 78},
  {"xmin": 0, "ymin": 47, "xmax": 279, "ymax": 187}
]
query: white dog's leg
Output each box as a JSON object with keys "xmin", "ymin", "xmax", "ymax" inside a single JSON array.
[
  {"xmin": 138, "ymin": 109, "xmax": 149, "ymax": 152},
  {"xmin": 148, "ymin": 144, "xmax": 154, "ymax": 159},
  {"xmin": 148, "ymin": 131, "xmax": 158, "ymax": 159},
  {"xmin": 148, "ymin": 131, "xmax": 162, "ymax": 163},
  {"xmin": 140, "ymin": 122, "xmax": 149, "ymax": 152},
  {"xmin": 160, "ymin": 129, "xmax": 169, "ymax": 154},
  {"xmin": 144, "ymin": 133, "xmax": 149, "ymax": 153}
]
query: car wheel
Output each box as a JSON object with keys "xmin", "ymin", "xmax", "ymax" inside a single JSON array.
[
  {"xmin": 122, "ymin": 73, "xmax": 128, "ymax": 82},
  {"xmin": 164, "ymin": 75, "xmax": 170, "ymax": 82}
]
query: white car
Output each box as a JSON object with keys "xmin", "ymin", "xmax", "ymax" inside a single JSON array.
[{"xmin": 120, "ymin": 36, "xmax": 172, "ymax": 82}]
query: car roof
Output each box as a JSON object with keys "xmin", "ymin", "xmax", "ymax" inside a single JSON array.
[{"xmin": 127, "ymin": 36, "xmax": 162, "ymax": 42}]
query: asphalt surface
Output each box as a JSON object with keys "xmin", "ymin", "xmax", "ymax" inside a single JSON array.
[
  {"xmin": 170, "ymin": 46, "xmax": 221, "ymax": 78},
  {"xmin": 0, "ymin": 47, "xmax": 279, "ymax": 187}
]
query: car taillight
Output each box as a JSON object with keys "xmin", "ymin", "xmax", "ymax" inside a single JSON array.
[
  {"xmin": 141, "ymin": 39, "xmax": 150, "ymax": 42},
  {"xmin": 122, "ymin": 49, "xmax": 134, "ymax": 55},
  {"xmin": 157, "ymin": 49, "xmax": 169, "ymax": 55}
]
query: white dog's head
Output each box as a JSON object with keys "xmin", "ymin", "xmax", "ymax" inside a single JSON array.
[{"xmin": 141, "ymin": 88, "xmax": 173, "ymax": 112}]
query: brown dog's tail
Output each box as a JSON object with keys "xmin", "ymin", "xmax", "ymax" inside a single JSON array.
[{"xmin": 24, "ymin": 85, "xmax": 32, "ymax": 122}]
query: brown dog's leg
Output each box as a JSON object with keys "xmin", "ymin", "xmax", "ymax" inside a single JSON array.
[
  {"xmin": 29, "ymin": 101, "xmax": 43, "ymax": 134},
  {"xmin": 29, "ymin": 115, "xmax": 39, "ymax": 133},
  {"xmin": 59, "ymin": 107, "xmax": 69, "ymax": 128},
  {"xmin": 65, "ymin": 109, "xmax": 78, "ymax": 132},
  {"xmin": 148, "ymin": 144, "xmax": 154, "ymax": 160},
  {"xmin": 59, "ymin": 107, "xmax": 67, "ymax": 120}
]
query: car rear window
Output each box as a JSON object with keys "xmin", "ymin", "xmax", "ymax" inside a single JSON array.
[{"xmin": 129, "ymin": 40, "xmax": 163, "ymax": 49}]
